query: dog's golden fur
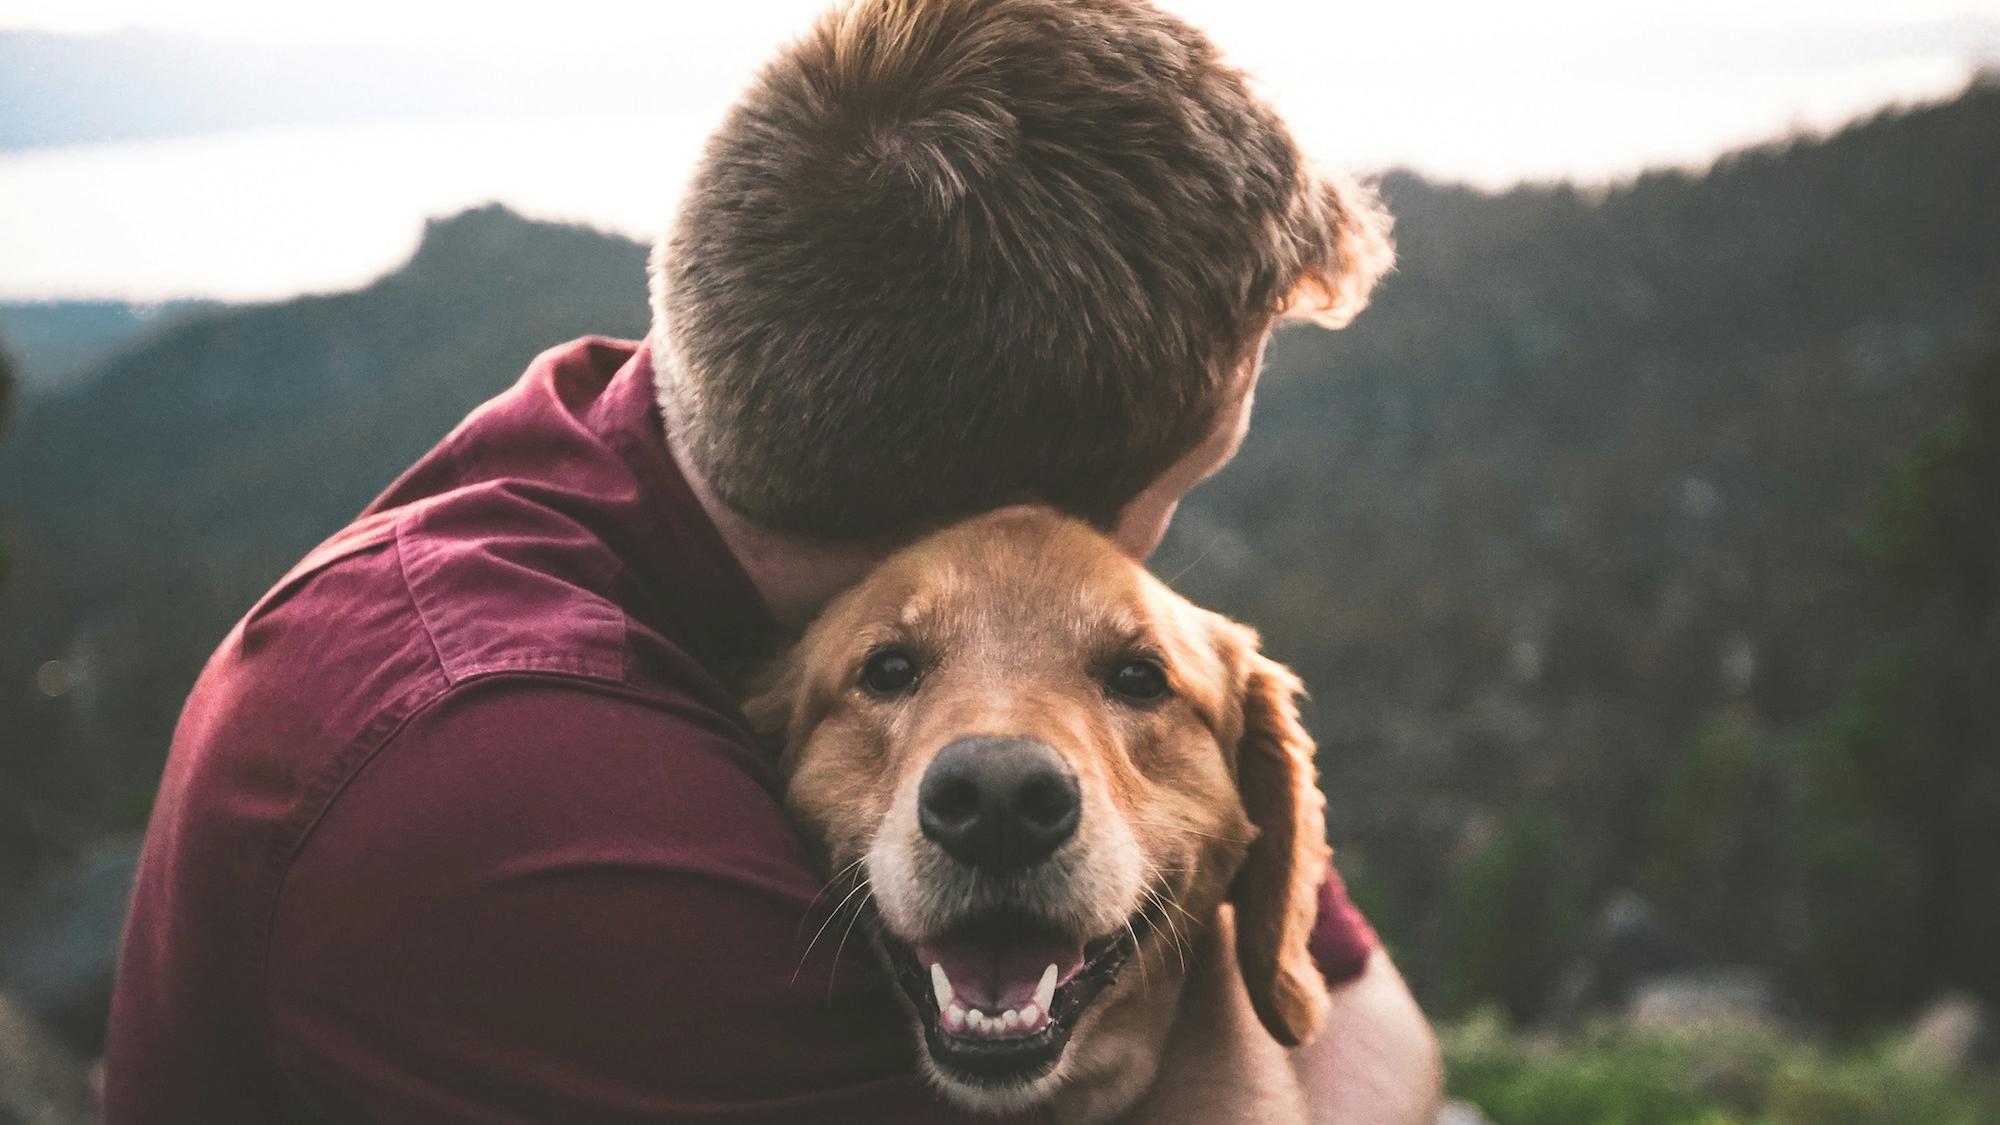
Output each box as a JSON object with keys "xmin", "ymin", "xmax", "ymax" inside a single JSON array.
[{"xmin": 749, "ymin": 507, "xmax": 1330, "ymax": 1120}]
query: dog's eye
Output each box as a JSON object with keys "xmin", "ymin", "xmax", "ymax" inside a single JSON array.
[
  {"xmin": 859, "ymin": 648, "xmax": 921, "ymax": 696},
  {"xmin": 1107, "ymin": 658, "xmax": 1169, "ymax": 703}
]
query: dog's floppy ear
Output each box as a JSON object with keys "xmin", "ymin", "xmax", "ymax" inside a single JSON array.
[{"xmin": 1226, "ymin": 639, "xmax": 1332, "ymax": 1047}]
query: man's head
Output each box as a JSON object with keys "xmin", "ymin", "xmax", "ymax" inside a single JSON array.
[{"xmin": 651, "ymin": 0, "xmax": 1392, "ymax": 546}]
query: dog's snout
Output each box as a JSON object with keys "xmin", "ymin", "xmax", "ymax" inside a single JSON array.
[{"xmin": 918, "ymin": 737, "xmax": 1080, "ymax": 871}]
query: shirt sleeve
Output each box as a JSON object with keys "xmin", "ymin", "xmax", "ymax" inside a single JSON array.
[
  {"xmin": 1307, "ymin": 866, "xmax": 1379, "ymax": 986},
  {"xmin": 265, "ymin": 677, "xmax": 1011, "ymax": 1124}
]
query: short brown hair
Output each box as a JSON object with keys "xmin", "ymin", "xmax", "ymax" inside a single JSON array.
[{"xmin": 651, "ymin": 0, "xmax": 1392, "ymax": 539}]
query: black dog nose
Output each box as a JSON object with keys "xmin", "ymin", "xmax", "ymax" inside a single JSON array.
[{"xmin": 918, "ymin": 737, "xmax": 1080, "ymax": 871}]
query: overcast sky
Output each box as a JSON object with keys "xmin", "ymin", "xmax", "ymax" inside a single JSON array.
[
  {"xmin": 7, "ymin": 0, "xmax": 1998, "ymax": 180},
  {"xmin": 2, "ymin": 0, "xmax": 1997, "ymax": 299}
]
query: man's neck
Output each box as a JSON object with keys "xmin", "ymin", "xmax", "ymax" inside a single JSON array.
[{"xmin": 662, "ymin": 419, "xmax": 889, "ymax": 634}]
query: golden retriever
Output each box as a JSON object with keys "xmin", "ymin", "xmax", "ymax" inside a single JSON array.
[{"xmin": 748, "ymin": 506, "xmax": 1330, "ymax": 1121}]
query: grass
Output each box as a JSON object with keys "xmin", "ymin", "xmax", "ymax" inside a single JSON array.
[{"xmin": 1443, "ymin": 1011, "xmax": 2000, "ymax": 1125}]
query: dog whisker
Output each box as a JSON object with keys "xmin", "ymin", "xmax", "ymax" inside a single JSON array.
[
  {"xmin": 825, "ymin": 881, "xmax": 875, "ymax": 1002},
  {"xmin": 1137, "ymin": 861, "xmax": 1199, "ymax": 976},
  {"xmin": 1127, "ymin": 815, "xmax": 1254, "ymax": 847},
  {"xmin": 794, "ymin": 871, "xmax": 874, "ymax": 987},
  {"xmin": 1120, "ymin": 912, "xmax": 1153, "ymax": 995},
  {"xmin": 1162, "ymin": 534, "xmax": 1223, "ymax": 587},
  {"xmin": 796, "ymin": 855, "xmax": 870, "ymax": 939},
  {"xmin": 1139, "ymin": 872, "xmax": 1202, "ymax": 930},
  {"xmin": 1141, "ymin": 886, "xmax": 1190, "ymax": 976}
]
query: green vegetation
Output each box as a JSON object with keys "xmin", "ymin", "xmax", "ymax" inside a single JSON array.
[
  {"xmin": 1441, "ymin": 813, "xmax": 1583, "ymax": 1022},
  {"xmin": 1790, "ymin": 335, "xmax": 2000, "ymax": 1027},
  {"xmin": 1444, "ymin": 1014, "xmax": 2000, "ymax": 1125},
  {"xmin": 0, "ymin": 333, "xmax": 12, "ymax": 434},
  {"xmin": 0, "ymin": 333, "xmax": 13, "ymax": 587}
]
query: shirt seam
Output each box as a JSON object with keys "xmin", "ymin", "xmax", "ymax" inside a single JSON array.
[
  {"xmin": 392, "ymin": 497, "xmax": 628, "ymax": 689},
  {"xmin": 393, "ymin": 512, "xmax": 452, "ymax": 683},
  {"xmin": 257, "ymin": 671, "xmax": 451, "ymax": 1114}
]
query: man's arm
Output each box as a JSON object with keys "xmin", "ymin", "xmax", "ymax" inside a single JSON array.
[{"xmin": 264, "ymin": 679, "xmax": 1008, "ymax": 1123}]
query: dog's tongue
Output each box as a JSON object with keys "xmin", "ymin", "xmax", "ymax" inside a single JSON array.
[{"xmin": 914, "ymin": 935, "xmax": 1087, "ymax": 1010}]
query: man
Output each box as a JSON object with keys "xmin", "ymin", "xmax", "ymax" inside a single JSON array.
[{"xmin": 104, "ymin": 0, "xmax": 1437, "ymax": 1120}]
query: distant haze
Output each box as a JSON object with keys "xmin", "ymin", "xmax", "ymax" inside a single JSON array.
[{"xmin": 2, "ymin": 1, "xmax": 1997, "ymax": 300}]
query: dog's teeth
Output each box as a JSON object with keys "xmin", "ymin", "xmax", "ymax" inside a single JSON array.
[
  {"xmin": 1035, "ymin": 963, "xmax": 1058, "ymax": 1011},
  {"xmin": 931, "ymin": 965, "xmax": 1056, "ymax": 1037},
  {"xmin": 930, "ymin": 963, "xmax": 953, "ymax": 1011}
]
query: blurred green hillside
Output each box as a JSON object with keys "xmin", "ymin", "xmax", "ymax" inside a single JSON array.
[
  {"xmin": 3, "ymin": 81, "xmax": 1999, "ymax": 1068},
  {"xmin": 0, "ymin": 204, "xmax": 649, "ymax": 910},
  {"xmin": 0, "ymin": 301, "xmax": 220, "ymax": 398},
  {"xmin": 1153, "ymin": 78, "xmax": 2000, "ymax": 1036}
]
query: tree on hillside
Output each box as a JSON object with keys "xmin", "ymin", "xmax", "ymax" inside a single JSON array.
[
  {"xmin": 1, "ymin": 339, "xmax": 13, "ymax": 433},
  {"xmin": 1, "ymin": 335, "xmax": 13, "ymax": 588},
  {"xmin": 1794, "ymin": 314, "xmax": 2000, "ymax": 1027}
]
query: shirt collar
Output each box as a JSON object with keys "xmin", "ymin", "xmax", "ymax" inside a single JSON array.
[{"xmin": 585, "ymin": 341, "xmax": 781, "ymax": 676}]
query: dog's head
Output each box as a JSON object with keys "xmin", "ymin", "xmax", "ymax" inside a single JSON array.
[{"xmin": 749, "ymin": 507, "xmax": 1330, "ymax": 1111}]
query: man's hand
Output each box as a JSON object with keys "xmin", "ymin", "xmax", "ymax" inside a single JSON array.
[
  {"xmin": 1294, "ymin": 950, "xmax": 1442, "ymax": 1124},
  {"xmin": 1124, "ymin": 911, "xmax": 1440, "ymax": 1124},
  {"xmin": 1118, "ymin": 909, "xmax": 1311, "ymax": 1123}
]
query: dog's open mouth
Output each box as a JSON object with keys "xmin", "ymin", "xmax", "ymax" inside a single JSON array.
[{"xmin": 878, "ymin": 907, "xmax": 1154, "ymax": 1088}]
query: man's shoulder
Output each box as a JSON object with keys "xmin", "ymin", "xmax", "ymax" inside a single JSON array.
[
  {"xmin": 226, "ymin": 482, "xmax": 727, "ymax": 729},
  {"xmin": 206, "ymin": 332, "xmax": 762, "ymax": 763},
  {"xmin": 177, "ymin": 484, "xmax": 751, "ymax": 864},
  {"xmin": 389, "ymin": 482, "xmax": 630, "ymax": 687},
  {"xmin": 287, "ymin": 478, "xmax": 770, "ymax": 760}
]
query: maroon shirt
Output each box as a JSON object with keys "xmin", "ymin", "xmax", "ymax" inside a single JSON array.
[{"xmin": 103, "ymin": 338, "xmax": 1376, "ymax": 1122}]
